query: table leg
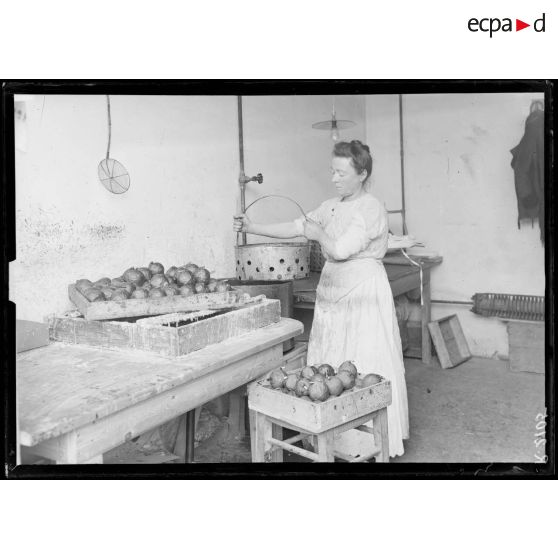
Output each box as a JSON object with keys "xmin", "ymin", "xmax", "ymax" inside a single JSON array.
[
  {"xmin": 316, "ymin": 430, "xmax": 335, "ymax": 462},
  {"xmin": 249, "ymin": 409, "xmax": 257, "ymax": 458},
  {"xmin": 421, "ymin": 268, "xmax": 432, "ymax": 364},
  {"xmin": 250, "ymin": 411, "xmax": 272, "ymax": 462},
  {"xmin": 228, "ymin": 386, "xmax": 246, "ymax": 440},
  {"xmin": 271, "ymin": 423, "xmax": 283, "ymax": 462},
  {"xmin": 372, "ymin": 408, "xmax": 389, "ymax": 462},
  {"xmin": 184, "ymin": 409, "xmax": 196, "ymax": 463}
]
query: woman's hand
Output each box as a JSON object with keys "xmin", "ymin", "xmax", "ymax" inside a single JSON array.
[
  {"xmin": 233, "ymin": 214, "xmax": 252, "ymax": 234},
  {"xmin": 302, "ymin": 219, "xmax": 323, "ymax": 242}
]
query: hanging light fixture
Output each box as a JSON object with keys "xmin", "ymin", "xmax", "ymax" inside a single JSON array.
[{"xmin": 312, "ymin": 96, "xmax": 356, "ymax": 141}]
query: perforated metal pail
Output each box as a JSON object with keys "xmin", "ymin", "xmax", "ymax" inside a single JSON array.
[{"xmin": 235, "ymin": 242, "xmax": 310, "ymax": 281}]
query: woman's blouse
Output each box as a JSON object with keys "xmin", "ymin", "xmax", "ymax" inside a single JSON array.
[{"xmin": 294, "ymin": 193, "xmax": 388, "ymax": 261}]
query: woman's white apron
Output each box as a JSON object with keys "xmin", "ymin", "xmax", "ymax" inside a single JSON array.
[{"xmin": 306, "ymin": 257, "xmax": 410, "ymax": 458}]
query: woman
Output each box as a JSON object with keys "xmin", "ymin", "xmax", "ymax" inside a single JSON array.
[{"xmin": 233, "ymin": 140, "xmax": 409, "ymax": 458}]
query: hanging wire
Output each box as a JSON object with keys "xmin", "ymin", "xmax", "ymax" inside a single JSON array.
[
  {"xmin": 400, "ymin": 248, "xmax": 424, "ymax": 305},
  {"xmin": 106, "ymin": 95, "xmax": 112, "ymax": 160}
]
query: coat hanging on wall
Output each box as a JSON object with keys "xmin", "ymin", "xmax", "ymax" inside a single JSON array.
[{"xmin": 510, "ymin": 101, "xmax": 544, "ymax": 243}]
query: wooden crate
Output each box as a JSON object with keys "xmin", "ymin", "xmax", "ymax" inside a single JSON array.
[
  {"xmin": 507, "ymin": 320, "xmax": 545, "ymax": 374},
  {"xmin": 248, "ymin": 373, "xmax": 392, "ymax": 434},
  {"xmin": 49, "ymin": 299, "xmax": 281, "ymax": 357},
  {"xmin": 428, "ymin": 314, "xmax": 471, "ymax": 368},
  {"xmin": 68, "ymin": 284, "xmax": 250, "ymax": 321}
]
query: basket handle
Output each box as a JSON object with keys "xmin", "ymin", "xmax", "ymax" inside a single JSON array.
[
  {"xmin": 244, "ymin": 194, "xmax": 310, "ymax": 219},
  {"xmin": 236, "ymin": 194, "xmax": 316, "ymax": 246}
]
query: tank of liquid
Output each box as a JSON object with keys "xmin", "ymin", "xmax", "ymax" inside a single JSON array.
[{"xmin": 228, "ymin": 279, "xmax": 294, "ymax": 353}]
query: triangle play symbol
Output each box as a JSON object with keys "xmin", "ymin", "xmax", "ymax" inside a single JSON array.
[{"xmin": 516, "ymin": 19, "xmax": 530, "ymax": 31}]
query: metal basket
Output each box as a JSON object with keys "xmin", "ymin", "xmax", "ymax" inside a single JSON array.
[
  {"xmin": 471, "ymin": 293, "xmax": 544, "ymax": 321},
  {"xmin": 235, "ymin": 242, "xmax": 310, "ymax": 281},
  {"xmin": 235, "ymin": 194, "xmax": 312, "ymax": 281}
]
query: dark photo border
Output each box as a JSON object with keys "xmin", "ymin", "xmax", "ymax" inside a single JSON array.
[{"xmin": 2, "ymin": 79, "xmax": 555, "ymax": 479}]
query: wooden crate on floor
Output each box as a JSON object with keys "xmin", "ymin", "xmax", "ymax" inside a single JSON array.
[
  {"xmin": 506, "ymin": 320, "xmax": 545, "ymax": 374},
  {"xmin": 428, "ymin": 314, "xmax": 471, "ymax": 368}
]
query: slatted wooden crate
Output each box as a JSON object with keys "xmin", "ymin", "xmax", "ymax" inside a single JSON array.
[
  {"xmin": 68, "ymin": 284, "xmax": 248, "ymax": 321},
  {"xmin": 248, "ymin": 372, "xmax": 392, "ymax": 434},
  {"xmin": 49, "ymin": 298, "xmax": 281, "ymax": 358},
  {"xmin": 428, "ymin": 314, "xmax": 472, "ymax": 368}
]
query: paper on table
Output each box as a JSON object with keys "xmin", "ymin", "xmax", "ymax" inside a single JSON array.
[{"xmin": 387, "ymin": 233, "xmax": 424, "ymax": 251}]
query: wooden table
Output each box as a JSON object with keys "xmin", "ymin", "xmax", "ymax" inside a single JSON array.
[
  {"xmin": 292, "ymin": 255, "xmax": 443, "ymax": 364},
  {"xmin": 17, "ymin": 318, "xmax": 302, "ymax": 464}
]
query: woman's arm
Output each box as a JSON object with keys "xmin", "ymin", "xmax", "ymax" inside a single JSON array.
[
  {"xmin": 233, "ymin": 214, "xmax": 301, "ymax": 239},
  {"xmin": 304, "ymin": 222, "xmax": 342, "ymax": 257},
  {"xmin": 303, "ymin": 217, "xmax": 368, "ymax": 260}
]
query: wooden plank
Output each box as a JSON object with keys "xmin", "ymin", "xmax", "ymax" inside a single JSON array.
[
  {"xmin": 18, "ymin": 318, "xmax": 303, "ymax": 447},
  {"xmin": 439, "ymin": 319, "xmax": 460, "ymax": 363},
  {"xmin": 269, "ymin": 437, "xmax": 318, "ymax": 461},
  {"xmin": 428, "ymin": 321, "xmax": 452, "ymax": 368},
  {"xmin": 135, "ymin": 324, "xmax": 179, "ymax": 357},
  {"xmin": 449, "ymin": 318, "xmax": 472, "ymax": 359},
  {"xmin": 372, "ymin": 408, "xmax": 389, "ymax": 462},
  {"xmin": 389, "ymin": 271, "xmax": 420, "ymax": 298},
  {"xmin": 16, "ymin": 320, "xmax": 50, "ymax": 353},
  {"xmin": 507, "ymin": 322, "xmax": 544, "ymax": 374},
  {"xmin": 252, "ymin": 411, "xmax": 273, "ymax": 462},
  {"xmin": 174, "ymin": 300, "xmax": 280, "ymax": 356},
  {"xmin": 228, "ymin": 386, "xmax": 246, "ymax": 440},
  {"xmin": 428, "ymin": 315, "xmax": 471, "ymax": 368},
  {"xmin": 316, "ymin": 430, "xmax": 335, "ymax": 462},
  {"xmin": 281, "ymin": 342, "xmax": 308, "ymax": 371},
  {"xmin": 271, "ymin": 423, "xmax": 284, "ymax": 462},
  {"xmin": 50, "ymin": 315, "xmax": 137, "ymax": 350},
  {"xmin": 31, "ymin": 345, "xmax": 283, "ymax": 463},
  {"xmin": 49, "ymin": 316, "xmax": 78, "ymax": 344},
  {"xmin": 68, "ymin": 284, "xmax": 250, "ymax": 321},
  {"xmin": 420, "ymin": 269, "xmax": 432, "ymax": 364}
]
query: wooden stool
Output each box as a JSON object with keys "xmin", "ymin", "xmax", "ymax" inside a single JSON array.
[
  {"xmin": 249, "ymin": 407, "xmax": 389, "ymax": 462},
  {"xmin": 248, "ymin": 375, "xmax": 392, "ymax": 463}
]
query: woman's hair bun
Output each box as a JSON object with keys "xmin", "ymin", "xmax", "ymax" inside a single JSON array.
[{"xmin": 351, "ymin": 140, "xmax": 370, "ymax": 153}]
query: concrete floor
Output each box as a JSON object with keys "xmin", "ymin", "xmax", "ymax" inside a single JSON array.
[
  {"xmin": 105, "ymin": 356, "xmax": 547, "ymax": 464},
  {"xmin": 394, "ymin": 357, "xmax": 546, "ymax": 462}
]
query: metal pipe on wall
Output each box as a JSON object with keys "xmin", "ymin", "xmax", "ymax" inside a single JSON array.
[
  {"xmin": 431, "ymin": 299, "xmax": 474, "ymax": 305},
  {"xmin": 398, "ymin": 94, "xmax": 408, "ymax": 235},
  {"xmin": 237, "ymin": 96, "xmax": 247, "ymax": 245}
]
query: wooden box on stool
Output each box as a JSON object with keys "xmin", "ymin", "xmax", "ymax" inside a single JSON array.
[
  {"xmin": 247, "ymin": 374, "xmax": 392, "ymax": 462},
  {"xmin": 227, "ymin": 342, "xmax": 308, "ymax": 440}
]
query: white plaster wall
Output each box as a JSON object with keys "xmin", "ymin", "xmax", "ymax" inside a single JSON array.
[
  {"xmin": 242, "ymin": 94, "xmax": 366, "ymax": 240},
  {"xmin": 11, "ymin": 95, "xmax": 239, "ymax": 321},
  {"xmin": 11, "ymin": 94, "xmax": 367, "ymax": 322},
  {"xmin": 14, "ymin": 91, "xmax": 533, "ymax": 358},
  {"xmin": 366, "ymin": 93, "xmax": 545, "ymax": 358}
]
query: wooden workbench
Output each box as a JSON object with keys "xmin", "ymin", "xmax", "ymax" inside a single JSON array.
[
  {"xmin": 17, "ymin": 318, "xmax": 302, "ymax": 464},
  {"xmin": 292, "ymin": 255, "xmax": 442, "ymax": 364}
]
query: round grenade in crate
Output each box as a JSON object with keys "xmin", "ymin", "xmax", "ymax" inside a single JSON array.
[{"xmin": 235, "ymin": 195, "xmax": 311, "ymax": 281}]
